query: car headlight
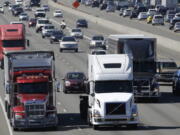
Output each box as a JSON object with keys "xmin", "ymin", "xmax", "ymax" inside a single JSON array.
[
  {"xmin": 93, "ymin": 109, "xmax": 101, "ymax": 118},
  {"xmin": 65, "ymin": 81, "xmax": 71, "ymax": 86}
]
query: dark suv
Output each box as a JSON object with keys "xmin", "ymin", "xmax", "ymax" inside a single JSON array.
[{"xmin": 62, "ymin": 72, "xmax": 86, "ymax": 93}]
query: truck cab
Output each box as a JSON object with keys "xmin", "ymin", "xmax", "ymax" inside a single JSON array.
[
  {"xmin": 0, "ymin": 24, "xmax": 28, "ymax": 69},
  {"xmin": 4, "ymin": 51, "xmax": 58, "ymax": 130},
  {"xmin": 80, "ymin": 54, "xmax": 139, "ymax": 129}
]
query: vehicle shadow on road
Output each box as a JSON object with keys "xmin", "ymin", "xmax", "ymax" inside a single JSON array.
[
  {"xmin": 137, "ymin": 92, "xmax": 180, "ymax": 104},
  {"xmin": 96, "ymin": 125, "xmax": 180, "ymax": 131}
]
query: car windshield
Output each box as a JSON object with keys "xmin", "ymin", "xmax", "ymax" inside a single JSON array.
[
  {"xmin": 72, "ymin": 29, "xmax": 81, "ymax": 32},
  {"xmin": 78, "ymin": 20, "xmax": 86, "ymax": 23},
  {"xmin": 38, "ymin": 20, "xmax": 49, "ymax": 24},
  {"xmin": 95, "ymin": 81, "xmax": 133, "ymax": 93},
  {"xmin": 56, "ymin": 11, "xmax": 61, "ymax": 13},
  {"xmin": 92, "ymin": 36, "xmax": 104, "ymax": 40},
  {"xmin": 18, "ymin": 82, "xmax": 48, "ymax": 94},
  {"xmin": 44, "ymin": 25, "xmax": 54, "ymax": 29},
  {"xmin": 62, "ymin": 37, "xmax": 76, "ymax": 41},
  {"xmin": 67, "ymin": 73, "xmax": 84, "ymax": 80},
  {"xmin": 53, "ymin": 31, "xmax": 63, "ymax": 35},
  {"xmin": 2, "ymin": 40, "xmax": 25, "ymax": 47},
  {"xmin": 20, "ymin": 13, "xmax": 27, "ymax": 16},
  {"xmin": 155, "ymin": 16, "xmax": 163, "ymax": 19}
]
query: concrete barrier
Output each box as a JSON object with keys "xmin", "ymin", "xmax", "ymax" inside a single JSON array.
[{"xmin": 48, "ymin": 0, "xmax": 180, "ymax": 52}]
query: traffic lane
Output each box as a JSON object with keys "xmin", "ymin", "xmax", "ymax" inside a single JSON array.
[
  {"xmin": 56, "ymin": 0, "xmax": 180, "ymax": 42},
  {"xmin": 47, "ymin": 4, "xmax": 180, "ymax": 64}
]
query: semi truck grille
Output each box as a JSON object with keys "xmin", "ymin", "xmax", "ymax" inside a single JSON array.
[
  {"xmin": 106, "ymin": 103, "xmax": 126, "ymax": 115},
  {"xmin": 25, "ymin": 104, "xmax": 45, "ymax": 117}
]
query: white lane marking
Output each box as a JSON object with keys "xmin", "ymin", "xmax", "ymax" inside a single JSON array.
[
  {"xmin": 63, "ymin": 109, "xmax": 67, "ymax": 112},
  {"xmin": 50, "ymin": 19, "xmax": 91, "ymax": 40},
  {"xmin": 0, "ymin": 97, "xmax": 13, "ymax": 135}
]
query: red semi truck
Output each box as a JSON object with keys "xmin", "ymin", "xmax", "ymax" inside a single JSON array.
[
  {"xmin": 0, "ymin": 24, "xmax": 29, "ymax": 68},
  {"xmin": 4, "ymin": 51, "xmax": 59, "ymax": 130}
]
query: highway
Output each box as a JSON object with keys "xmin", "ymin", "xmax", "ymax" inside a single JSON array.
[{"xmin": 0, "ymin": 0, "xmax": 180, "ymax": 135}]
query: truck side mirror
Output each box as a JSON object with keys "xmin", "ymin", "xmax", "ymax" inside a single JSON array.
[{"xmin": 27, "ymin": 39, "xmax": 30, "ymax": 47}]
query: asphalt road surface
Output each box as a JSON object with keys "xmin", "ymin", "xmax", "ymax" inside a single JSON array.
[{"xmin": 0, "ymin": 0, "xmax": 180, "ymax": 135}]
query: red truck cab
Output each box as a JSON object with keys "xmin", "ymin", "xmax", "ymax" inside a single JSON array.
[{"xmin": 0, "ymin": 24, "xmax": 28, "ymax": 68}]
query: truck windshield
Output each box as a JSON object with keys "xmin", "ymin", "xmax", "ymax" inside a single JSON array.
[
  {"xmin": 18, "ymin": 82, "xmax": 48, "ymax": 94},
  {"xmin": 2, "ymin": 40, "xmax": 25, "ymax": 47},
  {"xmin": 95, "ymin": 81, "xmax": 133, "ymax": 93}
]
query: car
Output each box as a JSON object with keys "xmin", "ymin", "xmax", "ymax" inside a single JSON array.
[
  {"xmin": 152, "ymin": 15, "xmax": 164, "ymax": 25},
  {"xmin": 165, "ymin": 14, "xmax": 175, "ymax": 22},
  {"xmin": 169, "ymin": 17, "xmax": 180, "ymax": 30},
  {"xmin": 172, "ymin": 70, "xmax": 180, "ymax": 96},
  {"xmin": 174, "ymin": 12, "xmax": 180, "ymax": 19},
  {"xmin": 90, "ymin": 35, "xmax": 106, "ymax": 50},
  {"xmin": 36, "ymin": 18, "xmax": 51, "ymax": 33},
  {"xmin": 174, "ymin": 22, "xmax": 180, "ymax": 32},
  {"xmin": 24, "ymin": 5, "xmax": 32, "ymax": 11},
  {"xmin": 42, "ymin": 5, "xmax": 50, "ymax": 11},
  {"xmin": 0, "ymin": 6, "xmax": 4, "ymax": 13},
  {"xmin": 28, "ymin": 18, "xmax": 37, "ymax": 27},
  {"xmin": 3, "ymin": 1, "xmax": 10, "ymax": 7},
  {"xmin": 119, "ymin": 8, "xmax": 126, "ymax": 16},
  {"xmin": 157, "ymin": 59, "xmax": 178, "ymax": 83},
  {"xmin": 147, "ymin": 15, "xmax": 153, "ymax": 24},
  {"xmin": 70, "ymin": 28, "xmax": 83, "ymax": 39},
  {"xmin": 122, "ymin": 9, "xmax": 131, "ymax": 17},
  {"xmin": 147, "ymin": 9, "xmax": 157, "ymax": 16},
  {"xmin": 12, "ymin": 7, "xmax": 23, "ymax": 16},
  {"xmin": 76, "ymin": 19, "xmax": 88, "ymax": 28},
  {"xmin": 62, "ymin": 72, "xmax": 87, "ymax": 93},
  {"xmin": 41, "ymin": 24, "xmax": 55, "ymax": 38},
  {"xmin": 53, "ymin": 10, "xmax": 63, "ymax": 17},
  {"xmin": 106, "ymin": 3, "xmax": 115, "ymax": 12},
  {"xmin": 138, "ymin": 12, "xmax": 148, "ymax": 20},
  {"xmin": 91, "ymin": 1, "xmax": 100, "ymax": 8},
  {"xmin": 129, "ymin": 10, "xmax": 138, "ymax": 19},
  {"xmin": 49, "ymin": 30, "xmax": 64, "ymax": 44},
  {"xmin": 35, "ymin": 12, "xmax": 46, "ymax": 18},
  {"xmin": 59, "ymin": 36, "xmax": 78, "ymax": 52},
  {"xmin": 85, "ymin": 0, "xmax": 92, "ymax": 6},
  {"xmin": 19, "ymin": 13, "xmax": 29, "ymax": 21},
  {"xmin": 100, "ymin": 3, "xmax": 107, "ymax": 10}
]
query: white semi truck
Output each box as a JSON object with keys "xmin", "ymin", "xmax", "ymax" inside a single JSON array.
[{"xmin": 80, "ymin": 54, "xmax": 139, "ymax": 129}]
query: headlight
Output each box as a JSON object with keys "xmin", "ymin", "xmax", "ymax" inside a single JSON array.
[
  {"xmin": 15, "ymin": 114, "xmax": 23, "ymax": 119},
  {"xmin": 65, "ymin": 81, "xmax": 71, "ymax": 86},
  {"xmin": 93, "ymin": 109, "xmax": 101, "ymax": 118}
]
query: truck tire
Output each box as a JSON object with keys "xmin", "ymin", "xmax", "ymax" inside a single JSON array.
[
  {"xmin": 0, "ymin": 60, "xmax": 4, "ymax": 69},
  {"xmin": 60, "ymin": 49, "xmax": 63, "ymax": 52},
  {"xmin": 127, "ymin": 124, "xmax": 137, "ymax": 129},
  {"xmin": 5, "ymin": 101, "xmax": 8, "ymax": 112},
  {"xmin": 75, "ymin": 49, "xmax": 78, "ymax": 53},
  {"xmin": 93, "ymin": 125, "xmax": 99, "ymax": 130},
  {"xmin": 80, "ymin": 96, "xmax": 88, "ymax": 120},
  {"xmin": 7, "ymin": 105, "xmax": 11, "ymax": 119}
]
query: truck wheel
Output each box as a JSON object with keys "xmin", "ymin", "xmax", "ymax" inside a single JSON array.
[
  {"xmin": 173, "ymin": 88, "xmax": 179, "ymax": 96},
  {"xmin": 93, "ymin": 125, "xmax": 99, "ymax": 130},
  {"xmin": 42, "ymin": 35, "xmax": 45, "ymax": 38},
  {"xmin": 7, "ymin": 105, "xmax": 11, "ymax": 119},
  {"xmin": 75, "ymin": 49, "xmax": 78, "ymax": 52},
  {"xmin": 50, "ymin": 40, "xmax": 53, "ymax": 44},
  {"xmin": 5, "ymin": 101, "xmax": 8, "ymax": 112},
  {"xmin": 127, "ymin": 124, "xmax": 137, "ymax": 129},
  {"xmin": 60, "ymin": 49, "xmax": 63, "ymax": 52},
  {"xmin": 0, "ymin": 60, "xmax": 4, "ymax": 69}
]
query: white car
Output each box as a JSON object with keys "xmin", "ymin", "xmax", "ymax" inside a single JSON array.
[
  {"xmin": 70, "ymin": 28, "xmax": 83, "ymax": 39},
  {"xmin": 41, "ymin": 24, "xmax": 55, "ymax": 38},
  {"xmin": 15, "ymin": 0, "xmax": 23, "ymax": 5},
  {"xmin": 36, "ymin": 18, "xmax": 51, "ymax": 33},
  {"xmin": 152, "ymin": 15, "xmax": 164, "ymax": 25},
  {"xmin": 19, "ymin": 13, "xmax": 29, "ymax": 21},
  {"xmin": 8, "ymin": 5, "xmax": 12, "ymax": 10},
  {"xmin": 0, "ymin": 6, "xmax": 4, "ymax": 13},
  {"xmin": 174, "ymin": 22, "xmax": 180, "ymax": 32},
  {"xmin": 147, "ymin": 9, "xmax": 157, "ymax": 16},
  {"xmin": 42, "ymin": 5, "xmax": 50, "ymax": 11},
  {"xmin": 174, "ymin": 13, "xmax": 180, "ymax": 19},
  {"xmin": 53, "ymin": 10, "xmax": 63, "ymax": 17},
  {"xmin": 123, "ymin": 9, "xmax": 131, "ymax": 17},
  {"xmin": 138, "ymin": 12, "xmax": 148, "ymax": 20},
  {"xmin": 90, "ymin": 35, "xmax": 106, "ymax": 49},
  {"xmin": 59, "ymin": 36, "xmax": 78, "ymax": 52}
]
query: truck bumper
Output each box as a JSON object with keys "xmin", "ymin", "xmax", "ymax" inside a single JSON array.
[
  {"xmin": 92, "ymin": 116, "xmax": 139, "ymax": 126},
  {"xmin": 13, "ymin": 116, "xmax": 58, "ymax": 129}
]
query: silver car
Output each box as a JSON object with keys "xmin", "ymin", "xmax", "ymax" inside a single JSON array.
[
  {"xmin": 174, "ymin": 22, "xmax": 180, "ymax": 32},
  {"xmin": 19, "ymin": 13, "xmax": 29, "ymax": 21},
  {"xmin": 152, "ymin": 15, "xmax": 164, "ymax": 25},
  {"xmin": 138, "ymin": 12, "xmax": 148, "ymax": 20},
  {"xmin": 123, "ymin": 9, "xmax": 131, "ymax": 17}
]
